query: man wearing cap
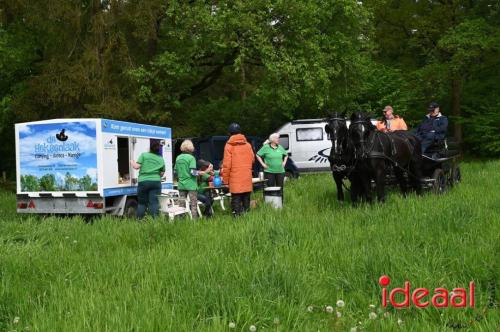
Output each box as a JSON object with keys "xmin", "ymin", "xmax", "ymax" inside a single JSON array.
[
  {"xmin": 416, "ymin": 102, "xmax": 448, "ymax": 154},
  {"xmin": 376, "ymin": 105, "xmax": 408, "ymax": 132},
  {"xmin": 222, "ymin": 123, "xmax": 255, "ymax": 217}
]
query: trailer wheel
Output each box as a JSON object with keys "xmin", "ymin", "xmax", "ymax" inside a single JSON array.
[
  {"xmin": 124, "ymin": 198, "xmax": 138, "ymax": 218},
  {"xmin": 451, "ymin": 165, "xmax": 461, "ymax": 186},
  {"xmin": 432, "ymin": 169, "xmax": 447, "ymax": 194}
]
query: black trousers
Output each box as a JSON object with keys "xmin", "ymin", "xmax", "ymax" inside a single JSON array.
[
  {"xmin": 231, "ymin": 192, "xmax": 251, "ymax": 216},
  {"xmin": 264, "ymin": 172, "xmax": 285, "ymax": 188}
]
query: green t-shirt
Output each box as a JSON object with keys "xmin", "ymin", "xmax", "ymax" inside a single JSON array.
[
  {"xmin": 257, "ymin": 144, "xmax": 287, "ymax": 173},
  {"xmin": 197, "ymin": 170, "xmax": 220, "ymax": 194},
  {"xmin": 137, "ymin": 152, "xmax": 165, "ymax": 182},
  {"xmin": 175, "ymin": 153, "xmax": 198, "ymax": 191}
]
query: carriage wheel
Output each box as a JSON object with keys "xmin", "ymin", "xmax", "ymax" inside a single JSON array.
[
  {"xmin": 432, "ymin": 169, "xmax": 447, "ymax": 194},
  {"xmin": 451, "ymin": 166, "xmax": 461, "ymax": 185}
]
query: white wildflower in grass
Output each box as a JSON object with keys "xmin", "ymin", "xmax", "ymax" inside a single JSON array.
[
  {"xmin": 228, "ymin": 322, "xmax": 236, "ymax": 329},
  {"xmin": 369, "ymin": 304, "xmax": 376, "ymax": 309},
  {"xmin": 383, "ymin": 311, "xmax": 390, "ymax": 318},
  {"xmin": 307, "ymin": 305, "xmax": 314, "ymax": 313},
  {"xmin": 369, "ymin": 312, "xmax": 378, "ymax": 320},
  {"xmin": 336, "ymin": 311, "xmax": 342, "ymax": 318},
  {"xmin": 13, "ymin": 317, "xmax": 20, "ymax": 324},
  {"xmin": 249, "ymin": 325, "xmax": 257, "ymax": 332},
  {"xmin": 397, "ymin": 318, "xmax": 404, "ymax": 325},
  {"xmin": 350, "ymin": 328, "xmax": 357, "ymax": 332},
  {"xmin": 273, "ymin": 318, "xmax": 280, "ymax": 325},
  {"xmin": 24, "ymin": 326, "xmax": 30, "ymax": 331},
  {"xmin": 336, "ymin": 300, "xmax": 345, "ymax": 308},
  {"xmin": 325, "ymin": 305, "xmax": 334, "ymax": 313}
]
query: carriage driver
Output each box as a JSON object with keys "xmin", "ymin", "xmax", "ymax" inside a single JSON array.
[{"xmin": 415, "ymin": 102, "xmax": 448, "ymax": 154}]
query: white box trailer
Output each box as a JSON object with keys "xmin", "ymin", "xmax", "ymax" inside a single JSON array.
[
  {"xmin": 15, "ymin": 119, "xmax": 173, "ymax": 216},
  {"xmin": 276, "ymin": 118, "xmax": 377, "ymax": 172}
]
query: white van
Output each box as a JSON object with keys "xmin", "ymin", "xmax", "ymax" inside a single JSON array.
[{"xmin": 276, "ymin": 118, "xmax": 377, "ymax": 172}]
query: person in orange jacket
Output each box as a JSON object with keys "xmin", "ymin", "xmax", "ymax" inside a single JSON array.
[
  {"xmin": 376, "ymin": 105, "xmax": 408, "ymax": 132},
  {"xmin": 222, "ymin": 123, "xmax": 255, "ymax": 216}
]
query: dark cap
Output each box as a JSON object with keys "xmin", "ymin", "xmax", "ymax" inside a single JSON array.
[
  {"xmin": 228, "ymin": 123, "xmax": 241, "ymax": 135},
  {"xmin": 428, "ymin": 102, "xmax": 439, "ymax": 112}
]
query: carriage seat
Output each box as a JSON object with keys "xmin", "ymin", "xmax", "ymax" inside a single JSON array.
[{"xmin": 424, "ymin": 137, "xmax": 460, "ymax": 158}]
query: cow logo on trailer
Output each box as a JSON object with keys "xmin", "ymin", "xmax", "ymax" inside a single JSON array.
[
  {"xmin": 56, "ymin": 129, "xmax": 68, "ymax": 141},
  {"xmin": 18, "ymin": 121, "xmax": 98, "ymax": 192},
  {"xmin": 104, "ymin": 138, "xmax": 116, "ymax": 150}
]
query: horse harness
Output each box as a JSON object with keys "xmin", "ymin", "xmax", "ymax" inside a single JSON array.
[{"xmin": 351, "ymin": 120, "xmax": 417, "ymax": 178}]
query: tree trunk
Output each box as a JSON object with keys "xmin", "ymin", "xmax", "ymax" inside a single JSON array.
[{"xmin": 451, "ymin": 78, "xmax": 462, "ymax": 143}]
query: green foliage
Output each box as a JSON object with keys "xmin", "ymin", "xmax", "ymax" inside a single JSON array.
[
  {"xmin": 78, "ymin": 175, "xmax": 97, "ymax": 191},
  {"xmin": 20, "ymin": 175, "xmax": 40, "ymax": 192},
  {"xmin": 0, "ymin": 0, "xmax": 499, "ymax": 170},
  {"xmin": 39, "ymin": 174, "xmax": 57, "ymax": 191}
]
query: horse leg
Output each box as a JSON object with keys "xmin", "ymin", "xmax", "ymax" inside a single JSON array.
[
  {"xmin": 361, "ymin": 173, "xmax": 373, "ymax": 204},
  {"xmin": 394, "ymin": 166, "xmax": 408, "ymax": 197},
  {"xmin": 334, "ymin": 173, "xmax": 344, "ymax": 202},
  {"xmin": 374, "ymin": 163, "xmax": 386, "ymax": 203},
  {"xmin": 349, "ymin": 174, "xmax": 360, "ymax": 205},
  {"xmin": 410, "ymin": 158, "xmax": 423, "ymax": 196}
]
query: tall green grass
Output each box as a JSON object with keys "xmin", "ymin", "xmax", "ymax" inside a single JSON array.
[{"xmin": 0, "ymin": 161, "xmax": 498, "ymax": 331}]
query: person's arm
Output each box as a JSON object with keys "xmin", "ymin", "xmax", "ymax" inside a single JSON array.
[
  {"xmin": 222, "ymin": 144, "xmax": 232, "ymax": 185},
  {"xmin": 256, "ymin": 155, "xmax": 268, "ymax": 169},
  {"xmin": 282, "ymin": 154, "xmax": 289, "ymax": 167},
  {"xmin": 256, "ymin": 146, "xmax": 267, "ymax": 168},
  {"xmin": 435, "ymin": 116, "xmax": 448, "ymax": 139},
  {"xmin": 189, "ymin": 157, "xmax": 205, "ymax": 177},
  {"xmin": 159, "ymin": 160, "xmax": 165, "ymax": 177},
  {"xmin": 280, "ymin": 146, "xmax": 289, "ymax": 167},
  {"xmin": 130, "ymin": 154, "xmax": 143, "ymax": 170},
  {"xmin": 400, "ymin": 118, "xmax": 408, "ymax": 131},
  {"xmin": 376, "ymin": 121, "xmax": 386, "ymax": 132}
]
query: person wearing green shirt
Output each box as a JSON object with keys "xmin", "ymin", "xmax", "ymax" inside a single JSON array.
[
  {"xmin": 130, "ymin": 140, "xmax": 165, "ymax": 219},
  {"xmin": 256, "ymin": 133, "xmax": 288, "ymax": 189},
  {"xmin": 174, "ymin": 140, "xmax": 208, "ymax": 219}
]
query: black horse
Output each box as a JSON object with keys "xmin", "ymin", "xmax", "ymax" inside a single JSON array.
[
  {"xmin": 325, "ymin": 113, "xmax": 366, "ymax": 203},
  {"xmin": 348, "ymin": 112, "xmax": 423, "ymax": 203}
]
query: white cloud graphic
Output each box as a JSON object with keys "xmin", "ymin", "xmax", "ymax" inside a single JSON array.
[
  {"xmin": 18, "ymin": 125, "xmax": 32, "ymax": 135},
  {"xmin": 18, "ymin": 123, "xmax": 98, "ymax": 174},
  {"xmin": 86, "ymin": 168, "xmax": 97, "ymax": 181}
]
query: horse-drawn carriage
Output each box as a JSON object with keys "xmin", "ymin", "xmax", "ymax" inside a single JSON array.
[
  {"xmin": 324, "ymin": 112, "xmax": 462, "ymax": 204},
  {"xmin": 385, "ymin": 138, "xmax": 462, "ymax": 194}
]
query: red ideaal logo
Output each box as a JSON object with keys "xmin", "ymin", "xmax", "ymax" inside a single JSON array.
[{"xmin": 379, "ymin": 275, "xmax": 475, "ymax": 308}]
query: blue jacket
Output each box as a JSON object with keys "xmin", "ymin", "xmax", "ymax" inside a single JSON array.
[{"xmin": 416, "ymin": 113, "xmax": 448, "ymax": 140}]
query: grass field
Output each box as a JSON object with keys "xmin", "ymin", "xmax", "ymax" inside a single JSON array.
[{"xmin": 0, "ymin": 160, "xmax": 499, "ymax": 331}]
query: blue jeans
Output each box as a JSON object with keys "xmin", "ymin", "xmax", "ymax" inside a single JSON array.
[
  {"xmin": 197, "ymin": 193, "xmax": 213, "ymax": 216},
  {"xmin": 137, "ymin": 181, "xmax": 161, "ymax": 218}
]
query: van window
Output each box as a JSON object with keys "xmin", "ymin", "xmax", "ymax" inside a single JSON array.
[
  {"xmin": 279, "ymin": 134, "xmax": 289, "ymax": 149},
  {"xmin": 296, "ymin": 128, "xmax": 323, "ymax": 141}
]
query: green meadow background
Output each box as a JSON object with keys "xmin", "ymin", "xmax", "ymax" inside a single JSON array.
[{"xmin": 0, "ymin": 161, "xmax": 498, "ymax": 331}]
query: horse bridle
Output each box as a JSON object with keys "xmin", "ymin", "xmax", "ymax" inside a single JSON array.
[
  {"xmin": 327, "ymin": 117, "xmax": 350, "ymax": 172},
  {"xmin": 349, "ymin": 120, "xmax": 376, "ymax": 159},
  {"xmin": 328, "ymin": 117, "xmax": 348, "ymax": 157}
]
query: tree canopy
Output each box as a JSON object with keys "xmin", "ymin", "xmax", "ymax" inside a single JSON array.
[{"xmin": 1, "ymin": 0, "xmax": 499, "ymax": 177}]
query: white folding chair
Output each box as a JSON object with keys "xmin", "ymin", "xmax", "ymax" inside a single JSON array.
[
  {"xmin": 212, "ymin": 188, "xmax": 227, "ymax": 211},
  {"xmin": 158, "ymin": 189, "xmax": 192, "ymax": 221}
]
